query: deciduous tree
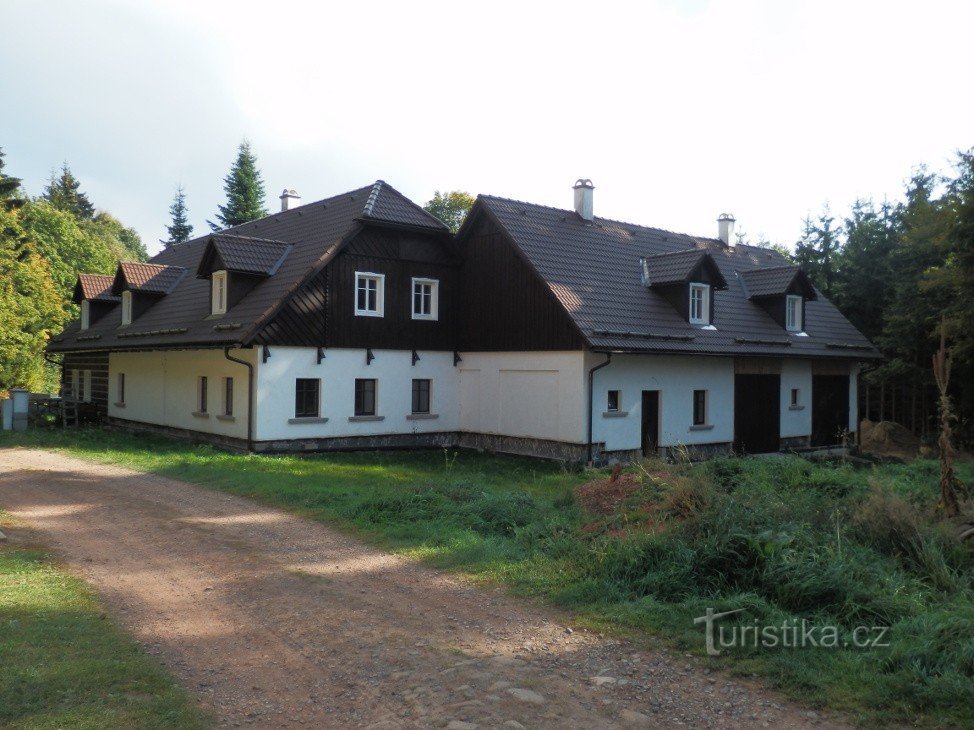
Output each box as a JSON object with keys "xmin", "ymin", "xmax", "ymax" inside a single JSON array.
[{"xmin": 423, "ymin": 190, "xmax": 475, "ymax": 233}]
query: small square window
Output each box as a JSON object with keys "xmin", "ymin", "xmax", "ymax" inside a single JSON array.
[
  {"xmin": 295, "ymin": 378, "xmax": 320, "ymax": 418},
  {"xmin": 689, "ymin": 283, "xmax": 710, "ymax": 325},
  {"xmin": 355, "ymin": 272, "xmax": 385, "ymax": 317},
  {"xmin": 224, "ymin": 377, "xmax": 234, "ymax": 416},
  {"xmin": 355, "ymin": 379, "xmax": 377, "ymax": 416},
  {"xmin": 198, "ymin": 376, "xmax": 208, "ymax": 413},
  {"xmin": 412, "ymin": 379, "xmax": 431, "ymax": 414},
  {"xmin": 607, "ymin": 390, "xmax": 620, "ymax": 412},
  {"xmin": 411, "ymin": 278, "xmax": 439, "ymax": 320},
  {"xmin": 791, "ymin": 388, "xmax": 800, "ymax": 407},
  {"xmin": 693, "ymin": 389, "xmax": 707, "ymax": 426}
]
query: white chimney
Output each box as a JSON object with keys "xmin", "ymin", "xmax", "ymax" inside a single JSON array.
[
  {"xmin": 573, "ymin": 179, "xmax": 594, "ymax": 223},
  {"xmin": 717, "ymin": 213, "xmax": 736, "ymax": 247},
  {"xmin": 279, "ymin": 189, "xmax": 301, "ymax": 212}
]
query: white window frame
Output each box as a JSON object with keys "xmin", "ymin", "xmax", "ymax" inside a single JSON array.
[
  {"xmin": 785, "ymin": 295, "xmax": 803, "ymax": 332},
  {"xmin": 411, "ymin": 278, "xmax": 439, "ymax": 321},
  {"xmin": 80, "ymin": 300, "xmax": 90, "ymax": 331},
  {"xmin": 689, "ymin": 283, "xmax": 710, "ymax": 325},
  {"xmin": 120, "ymin": 290, "xmax": 132, "ymax": 325},
  {"xmin": 212, "ymin": 270, "xmax": 228, "ymax": 315},
  {"xmin": 354, "ymin": 272, "xmax": 385, "ymax": 317}
]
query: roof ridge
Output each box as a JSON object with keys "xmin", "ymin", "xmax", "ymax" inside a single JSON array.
[
  {"xmin": 212, "ymin": 233, "xmax": 291, "ymax": 246},
  {"xmin": 740, "ymin": 263, "xmax": 799, "ymax": 273},
  {"xmin": 478, "ymin": 194, "xmax": 721, "ymax": 244},
  {"xmin": 362, "ymin": 180, "xmax": 383, "ymax": 217}
]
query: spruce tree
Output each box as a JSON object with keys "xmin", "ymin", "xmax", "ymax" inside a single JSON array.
[
  {"xmin": 164, "ymin": 186, "xmax": 194, "ymax": 247},
  {"xmin": 43, "ymin": 162, "xmax": 95, "ymax": 219},
  {"xmin": 0, "ymin": 146, "xmax": 23, "ymax": 201},
  {"xmin": 209, "ymin": 140, "xmax": 268, "ymax": 230}
]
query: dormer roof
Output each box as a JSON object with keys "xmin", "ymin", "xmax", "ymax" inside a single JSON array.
[
  {"xmin": 72, "ymin": 273, "xmax": 119, "ymax": 304},
  {"xmin": 111, "ymin": 262, "xmax": 186, "ymax": 296},
  {"xmin": 739, "ymin": 265, "xmax": 817, "ymax": 300},
  {"xmin": 642, "ymin": 249, "xmax": 729, "ymax": 290},
  {"xmin": 196, "ymin": 234, "xmax": 291, "ymax": 278}
]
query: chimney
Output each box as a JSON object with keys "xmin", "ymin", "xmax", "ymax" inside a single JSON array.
[
  {"xmin": 279, "ymin": 189, "xmax": 301, "ymax": 212},
  {"xmin": 717, "ymin": 213, "xmax": 736, "ymax": 247},
  {"xmin": 573, "ymin": 179, "xmax": 594, "ymax": 223}
]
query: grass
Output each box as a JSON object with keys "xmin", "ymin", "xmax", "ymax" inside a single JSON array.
[
  {"xmin": 2, "ymin": 428, "xmax": 973, "ymax": 727},
  {"xmin": 0, "ymin": 509, "xmax": 206, "ymax": 729}
]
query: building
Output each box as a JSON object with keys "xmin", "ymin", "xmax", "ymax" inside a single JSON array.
[{"xmin": 48, "ymin": 180, "xmax": 880, "ymax": 461}]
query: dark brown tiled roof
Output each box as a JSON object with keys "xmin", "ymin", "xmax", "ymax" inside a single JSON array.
[
  {"xmin": 73, "ymin": 274, "xmax": 119, "ymax": 303},
  {"xmin": 643, "ymin": 249, "xmax": 728, "ymax": 289},
  {"xmin": 474, "ymin": 196, "xmax": 879, "ymax": 359},
  {"xmin": 113, "ymin": 262, "xmax": 187, "ymax": 294},
  {"xmin": 50, "ymin": 181, "xmax": 446, "ymax": 353},
  {"xmin": 739, "ymin": 265, "xmax": 816, "ymax": 299},
  {"xmin": 197, "ymin": 234, "xmax": 291, "ymax": 277}
]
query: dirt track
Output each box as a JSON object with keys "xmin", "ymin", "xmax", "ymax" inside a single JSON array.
[{"xmin": 0, "ymin": 448, "xmax": 836, "ymax": 728}]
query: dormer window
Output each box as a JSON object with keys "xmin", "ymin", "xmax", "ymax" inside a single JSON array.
[
  {"xmin": 212, "ymin": 270, "xmax": 228, "ymax": 315},
  {"xmin": 120, "ymin": 291, "xmax": 132, "ymax": 325},
  {"xmin": 80, "ymin": 300, "xmax": 90, "ymax": 331},
  {"xmin": 785, "ymin": 295, "xmax": 803, "ymax": 332},
  {"xmin": 689, "ymin": 283, "xmax": 710, "ymax": 325}
]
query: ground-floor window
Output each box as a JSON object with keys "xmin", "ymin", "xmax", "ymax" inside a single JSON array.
[
  {"xmin": 117, "ymin": 373, "xmax": 125, "ymax": 405},
  {"xmin": 198, "ymin": 376, "xmax": 208, "ymax": 413},
  {"xmin": 411, "ymin": 379, "xmax": 431, "ymax": 414},
  {"xmin": 791, "ymin": 388, "xmax": 800, "ymax": 407},
  {"xmin": 355, "ymin": 378, "xmax": 377, "ymax": 416},
  {"xmin": 224, "ymin": 377, "xmax": 234, "ymax": 416},
  {"xmin": 82, "ymin": 371, "xmax": 92, "ymax": 403},
  {"xmin": 693, "ymin": 389, "xmax": 708, "ymax": 426},
  {"xmin": 295, "ymin": 378, "xmax": 320, "ymax": 418},
  {"xmin": 607, "ymin": 389, "xmax": 620, "ymax": 412},
  {"xmin": 69, "ymin": 369, "xmax": 80, "ymax": 400}
]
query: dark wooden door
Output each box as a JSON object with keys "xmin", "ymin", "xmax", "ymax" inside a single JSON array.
[
  {"xmin": 812, "ymin": 375, "xmax": 850, "ymax": 446},
  {"xmin": 734, "ymin": 374, "xmax": 780, "ymax": 453},
  {"xmin": 641, "ymin": 391, "xmax": 660, "ymax": 456}
]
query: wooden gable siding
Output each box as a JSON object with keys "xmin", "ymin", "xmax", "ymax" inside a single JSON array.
[
  {"xmin": 255, "ymin": 226, "xmax": 458, "ymax": 351},
  {"xmin": 456, "ymin": 214, "xmax": 586, "ymax": 351},
  {"xmin": 61, "ymin": 351, "xmax": 110, "ymax": 417}
]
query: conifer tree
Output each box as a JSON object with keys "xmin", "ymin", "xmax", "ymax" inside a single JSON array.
[
  {"xmin": 43, "ymin": 162, "xmax": 95, "ymax": 219},
  {"xmin": 0, "ymin": 146, "xmax": 23, "ymax": 201},
  {"xmin": 164, "ymin": 186, "xmax": 194, "ymax": 247},
  {"xmin": 209, "ymin": 141, "xmax": 268, "ymax": 230}
]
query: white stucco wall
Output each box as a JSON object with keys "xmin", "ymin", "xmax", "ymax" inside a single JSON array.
[
  {"xmin": 587, "ymin": 353, "xmax": 736, "ymax": 452},
  {"xmin": 108, "ymin": 348, "xmax": 254, "ymax": 439},
  {"xmin": 254, "ymin": 347, "xmax": 458, "ymax": 441},
  {"xmin": 456, "ymin": 351, "xmax": 588, "ymax": 444},
  {"xmin": 780, "ymin": 359, "xmax": 813, "ymax": 438}
]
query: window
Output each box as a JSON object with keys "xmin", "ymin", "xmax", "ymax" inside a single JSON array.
[
  {"xmin": 693, "ymin": 389, "xmax": 708, "ymax": 426},
  {"xmin": 607, "ymin": 390, "xmax": 620, "ymax": 412},
  {"xmin": 294, "ymin": 378, "xmax": 320, "ymax": 418},
  {"xmin": 117, "ymin": 373, "xmax": 125, "ymax": 405},
  {"xmin": 82, "ymin": 370, "xmax": 92, "ymax": 403},
  {"xmin": 70, "ymin": 369, "xmax": 80, "ymax": 399},
  {"xmin": 120, "ymin": 290, "xmax": 133, "ymax": 325},
  {"xmin": 354, "ymin": 379, "xmax": 377, "ymax": 416},
  {"xmin": 80, "ymin": 300, "xmax": 90, "ymax": 331},
  {"xmin": 411, "ymin": 278, "xmax": 439, "ymax": 320},
  {"xmin": 223, "ymin": 377, "xmax": 234, "ymax": 416},
  {"xmin": 197, "ymin": 376, "xmax": 208, "ymax": 414},
  {"xmin": 354, "ymin": 272, "xmax": 385, "ymax": 317},
  {"xmin": 212, "ymin": 271, "xmax": 228, "ymax": 315},
  {"xmin": 791, "ymin": 388, "xmax": 800, "ymax": 407},
  {"xmin": 411, "ymin": 379, "xmax": 431, "ymax": 414},
  {"xmin": 689, "ymin": 283, "xmax": 710, "ymax": 325},
  {"xmin": 785, "ymin": 295, "xmax": 803, "ymax": 332}
]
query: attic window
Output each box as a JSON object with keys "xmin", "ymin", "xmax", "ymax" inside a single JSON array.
[
  {"xmin": 689, "ymin": 283, "xmax": 710, "ymax": 325},
  {"xmin": 120, "ymin": 291, "xmax": 132, "ymax": 326},
  {"xmin": 212, "ymin": 270, "xmax": 228, "ymax": 315},
  {"xmin": 786, "ymin": 295, "xmax": 803, "ymax": 332},
  {"xmin": 80, "ymin": 300, "xmax": 90, "ymax": 331}
]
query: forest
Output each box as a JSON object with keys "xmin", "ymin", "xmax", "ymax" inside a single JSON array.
[{"xmin": 1, "ymin": 144, "xmax": 972, "ymax": 445}]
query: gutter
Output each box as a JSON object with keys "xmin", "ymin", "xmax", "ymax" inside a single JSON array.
[
  {"xmin": 586, "ymin": 352, "xmax": 612, "ymax": 465},
  {"xmin": 223, "ymin": 346, "xmax": 254, "ymax": 451}
]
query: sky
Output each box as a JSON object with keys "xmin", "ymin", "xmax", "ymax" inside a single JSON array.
[{"xmin": 3, "ymin": 0, "xmax": 973, "ymax": 256}]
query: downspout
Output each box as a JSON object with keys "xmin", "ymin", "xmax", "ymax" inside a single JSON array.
[
  {"xmin": 587, "ymin": 352, "xmax": 612, "ymax": 465},
  {"xmin": 224, "ymin": 346, "xmax": 254, "ymax": 451}
]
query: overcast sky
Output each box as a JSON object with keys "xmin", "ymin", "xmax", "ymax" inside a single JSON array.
[{"xmin": 3, "ymin": 0, "xmax": 972, "ymax": 255}]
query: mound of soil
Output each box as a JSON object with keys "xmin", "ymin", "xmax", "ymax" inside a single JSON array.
[
  {"xmin": 859, "ymin": 419, "xmax": 921, "ymax": 459},
  {"xmin": 575, "ymin": 473, "xmax": 642, "ymax": 515}
]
